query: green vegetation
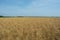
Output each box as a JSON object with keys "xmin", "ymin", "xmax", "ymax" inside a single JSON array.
[{"xmin": 0, "ymin": 16, "xmax": 60, "ymax": 18}]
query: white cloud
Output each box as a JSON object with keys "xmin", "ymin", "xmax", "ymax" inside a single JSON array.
[{"xmin": 26, "ymin": 0, "xmax": 48, "ymax": 8}]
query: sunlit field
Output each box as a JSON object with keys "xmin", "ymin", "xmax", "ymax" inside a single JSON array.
[{"xmin": 0, "ymin": 17, "xmax": 60, "ymax": 40}]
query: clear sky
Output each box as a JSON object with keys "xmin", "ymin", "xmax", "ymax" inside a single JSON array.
[{"xmin": 0, "ymin": 0, "xmax": 60, "ymax": 16}]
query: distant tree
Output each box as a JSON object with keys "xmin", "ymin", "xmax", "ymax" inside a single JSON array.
[{"xmin": 0, "ymin": 15, "xmax": 4, "ymax": 17}]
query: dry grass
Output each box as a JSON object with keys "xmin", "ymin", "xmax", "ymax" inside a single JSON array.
[{"xmin": 0, "ymin": 18, "xmax": 60, "ymax": 40}]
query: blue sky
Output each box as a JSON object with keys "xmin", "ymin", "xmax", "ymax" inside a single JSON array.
[{"xmin": 0, "ymin": 0, "xmax": 60, "ymax": 16}]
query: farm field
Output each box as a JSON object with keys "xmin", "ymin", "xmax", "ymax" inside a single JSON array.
[{"xmin": 0, "ymin": 17, "xmax": 60, "ymax": 40}]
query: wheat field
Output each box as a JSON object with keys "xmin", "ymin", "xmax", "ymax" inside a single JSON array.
[{"xmin": 0, "ymin": 18, "xmax": 60, "ymax": 40}]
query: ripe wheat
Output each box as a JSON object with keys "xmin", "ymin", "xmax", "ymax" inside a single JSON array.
[{"xmin": 0, "ymin": 18, "xmax": 60, "ymax": 40}]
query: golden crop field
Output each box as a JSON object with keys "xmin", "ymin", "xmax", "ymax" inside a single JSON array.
[{"xmin": 0, "ymin": 17, "xmax": 60, "ymax": 40}]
